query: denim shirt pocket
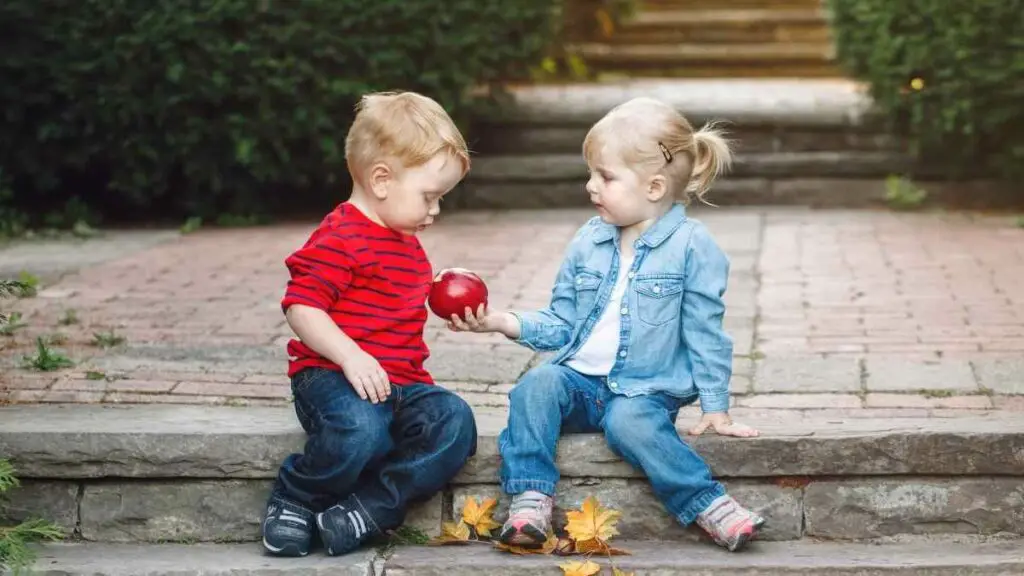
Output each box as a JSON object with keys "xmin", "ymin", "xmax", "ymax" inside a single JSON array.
[
  {"xmin": 573, "ymin": 268, "xmax": 603, "ymax": 320},
  {"xmin": 634, "ymin": 275, "xmax": 684, "ymax": 327}
]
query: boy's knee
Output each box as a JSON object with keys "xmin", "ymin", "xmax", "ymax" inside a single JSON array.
[
  {"xmin": 437, "ymin": 394, "xmax": 476, "ymax": 442},
  {"xmin": 320, "ymin": 408, "xmax": 392, "ymax": 464},
  {"xmin": 509, "ymin": 364, "xmax": 570, "ymax": 404}
]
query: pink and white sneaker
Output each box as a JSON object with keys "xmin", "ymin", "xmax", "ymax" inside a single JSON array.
[
  {"xmin": 695, "ymin": 494, "xmax": 765, "ymax": 551},
  {"xmin": 499, "ymin": 490, "xmax": 553, "ymax": 548}
]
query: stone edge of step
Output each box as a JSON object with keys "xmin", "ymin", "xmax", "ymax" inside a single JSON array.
[
  {"xmin": 1, "ymin": 404, "xmax": 1022, "ymax": 480},
  {"xmin": 18, "ymin": 537, "xmax": 1024, "ymax": 576},
  {"xmin": 477, "ymin": 80, "xmax": 877, "ymax": 128}
]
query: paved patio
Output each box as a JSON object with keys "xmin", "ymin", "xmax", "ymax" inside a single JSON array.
[{"xmin": 2, "ymin": 207, "xmax": 1022, "ymax": 420}]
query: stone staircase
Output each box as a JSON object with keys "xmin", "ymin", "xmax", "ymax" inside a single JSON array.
[
  {"xmin": 572, "ymin": 0, "xmax": 841, "ymax": 78},
  {"xmin": 3, "ymin": 403, "xmax": 1023, "ymax": 574},
  {"xmin": 458, "ymin": 79, "xmax": 1015, "ymax": 210}
]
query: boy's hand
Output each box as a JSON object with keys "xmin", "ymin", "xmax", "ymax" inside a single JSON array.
[
  {"xmin": 341, "ymin": 349, "xmax": 391, "ymax": 404},
  {"xmin": 688, "ymin": 412, "xmax": 759, "ymax": 438},
  {"xmin": 447, "ymin": 304, "xmax": 516, "ymax": 337}
]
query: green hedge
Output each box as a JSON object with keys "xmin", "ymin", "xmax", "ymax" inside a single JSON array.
[
  {"xmin": 827, "ymin": 0, "xmax": 1024, "ymax": 180},
  {"xmin": 0, "ymin": 0, "xmax": 561, "ymax": 224}
]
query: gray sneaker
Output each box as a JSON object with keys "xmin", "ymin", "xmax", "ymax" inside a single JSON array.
[
  {"xmin": 695, "ymin": 494, "xmax": 765, "ymax": 552},
  {"xmin": 498, "ymin": 490, "xmax": 553, "ymax": 548}
]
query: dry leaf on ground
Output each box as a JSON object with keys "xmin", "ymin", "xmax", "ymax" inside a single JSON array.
[
  {"xmin": 565, "ymin": 496, "xmax": 621, "ymax": 545},
  {"xmin": 560, "ymin": 560, "xmax": 602, "ymax": 576},
  {"xmin": 612, "ymin": 568, "xmax": 635, "ymax": 576},
  {"xmin": 426, "ymin": 521, "xmax": 471, "ymax": 545},
  {"xmin": 461, "ymin": 496, "xmax": 502, "ymax": 538},
  {"xmin": 575, "ymin": 538, "xmax": 631, "ymax": 556}
]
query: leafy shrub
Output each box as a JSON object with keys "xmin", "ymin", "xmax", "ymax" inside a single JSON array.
[
  {"xmin": 0, "ymin": 0, "xmax": 562, "ymax": 223},
  {"xmin": 826, "ymin": 0, "xmax": 1024, "ymax": 180}
]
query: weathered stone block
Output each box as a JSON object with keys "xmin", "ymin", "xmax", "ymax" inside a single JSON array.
[
  {"xmin": 0, "ymin": 480, "xmax": 78, "ymax": 532},
  {"xmin": 402, "ymin": 493, "xmax": 445, "ymax": 538},
  {"xmin": 865, "ymin": 359, "xmax": 979, "ymax": 393},
  {"xmin": 453, "ymin": 479, "xmax": 801, "ymax": 541},
  {"xmin": 805, "ymin": 478, "xmax": 1024, "ymax": 539},
  {"xmin": 79, "ymin": 480, "xmax": 269, "ymax": 542}
]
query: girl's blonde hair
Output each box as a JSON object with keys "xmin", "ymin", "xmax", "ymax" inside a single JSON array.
[{"xmin": 582, "ymin": 97, "xmax": 732, "ymax": 205}]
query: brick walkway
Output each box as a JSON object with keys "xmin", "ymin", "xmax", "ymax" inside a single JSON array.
[{"xmin": 2, "ymin": 207, "xmax": 1022, "ymax": 418}]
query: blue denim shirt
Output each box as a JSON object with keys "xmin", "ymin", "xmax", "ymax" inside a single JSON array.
[{"xmin": 512, "ymin": 203, "xmax": 733, "ymax": 413}]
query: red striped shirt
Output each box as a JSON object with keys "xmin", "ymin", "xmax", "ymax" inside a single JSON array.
[{"xmin": 281, "ymin": 203, "xmax": 434, "ymax": 385}]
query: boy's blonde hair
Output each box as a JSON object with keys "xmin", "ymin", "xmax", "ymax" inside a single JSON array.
[
  {"xmin": 345, "ymin": 91, "xmax": 470, "ymax": 182},
  {"xmin": 582, "ymin": 97, "xmax": 732, "ymax": 205}
]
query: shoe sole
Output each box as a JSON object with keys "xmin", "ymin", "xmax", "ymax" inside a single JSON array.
[
  {"xmin": 262, "ymin": 536, "xmax": 309, "ymax": 557},
  {"xmin": 728, "ymin": 517, "xmax": 767, "ymax": 552},
  {"xmin": 499, "ymin": 523, "xmax": 549, "ymax": 548},
  {"xmin": 316, "ymin": 513, "xmax": 340, "ymax": 556}
]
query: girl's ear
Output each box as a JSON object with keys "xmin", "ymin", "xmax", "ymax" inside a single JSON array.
[
  {"xmin": 646, "ymin": 174, "xmax": 669, "ymax": 202},
  {"xmin": 369, "ymin": 162, "xmax": 392, "ymax": 200}
]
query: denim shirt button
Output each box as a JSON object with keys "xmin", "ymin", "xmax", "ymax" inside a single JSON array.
[
  {"xmin": 609, "ymin": 381, "xmax": 619, "ymax": 389},
  {"xmin": 619, "ymin": 350, "xmax": 627, "ymax": 357},
  {"xmin": 627, "ymin": 271, "xmax": 635, "ymax": 279},
  {"xmin": 653, "ymin": 285, "xmax": 661, "ymax": 293},
  {"xmin": 620, "ymin": 307, "xmax": 628, "ymax": 315}
]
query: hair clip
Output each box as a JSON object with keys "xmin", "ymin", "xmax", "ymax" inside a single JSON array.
[{"xmin": 658, "ymin": 142, "xmax": 673, "ymax": 163}]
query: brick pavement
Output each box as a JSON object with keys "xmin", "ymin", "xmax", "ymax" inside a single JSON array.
[{"xmin": 2, "ymin": 207, "xmax": 1022, "ymax": 416}]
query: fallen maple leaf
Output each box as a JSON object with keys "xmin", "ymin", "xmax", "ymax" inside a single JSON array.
[
  {"xmin": 575, "ymin": 538, "xmax": 631, "ymax": 556},
  {"xmin": 554, "ymin": 537, "xmax": 577, "ymax": 556},
  {"xmin": 565, "ymin": 496, "xmax": 621, "ymax": 545},
  {"xmin": 461, "ymin": 497, "xmax": 502, "ymax": 538},
  {"xmin": 494, "ymin": 534, "xmax": 558, "ymax": 555},
  {"xmin": 612, "ymin": 568, "xmax": 635, "ymax": 576},
  {"xmin": 426, "ymin": 521, "xmax": 471, "ymax": 545},
  {"xmin": 560, "ymin": 560, "xmax": 601, "ymax": 576}
]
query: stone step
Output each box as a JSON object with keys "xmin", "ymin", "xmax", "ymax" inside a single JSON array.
[
  {"xmin": 477, "ymin": 79, "xmax": 876, "ymax": 127},
  {"xmin": 573, "ymin": 42, "xmax": 835, "ymax": 68},
  {"xmin": 640, "ymin": 0, "xmax": 825, "ymax": 10},
  {"xmin": 454, "ymin": 153, "xmax": 1023, "ymax": 209},
  {"xmin": 591, "ymin": 63, "xmax": 846, "ymax": 79},
  {"xmin": 18, "ymin": 537, "xmax": 1024, "ymax": 576},
  {"xmin": 612, "ymin": 8, "xmax": 831, "ymax": 45},
  {"xmin": 387, "ymin": 538, "xmax": 1024, "ymax": 575},
  {"xmin": 2, "ymin": 405, "xmax": 1023, "ymax": 545}
]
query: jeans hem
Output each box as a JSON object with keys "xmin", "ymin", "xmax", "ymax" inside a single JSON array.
[
  {"xmin": 350, "ymin": 494, "xmax": 384, "ymax": 536},
  {"xmin": 502, "ymin": 479, "xmax": 557, "ymax": 497},
  {"xmin": 673, "ymin": 483, "xmax": 727, "ymax": 525}
]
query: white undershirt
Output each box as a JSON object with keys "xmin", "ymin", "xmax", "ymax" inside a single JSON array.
[{"xmin": 566, "ymin": 255, "xmax": 634, "ymax": 376}]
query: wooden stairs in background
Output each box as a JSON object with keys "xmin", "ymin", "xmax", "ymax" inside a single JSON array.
[{"xmin": 573, "ymin": 0, "xmax": 841, "ymax": 78}]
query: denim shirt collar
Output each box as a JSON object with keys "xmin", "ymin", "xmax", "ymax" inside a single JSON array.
[{"xmin": 591, "ymin": 203, "xmax": 688, "ymax": 248}]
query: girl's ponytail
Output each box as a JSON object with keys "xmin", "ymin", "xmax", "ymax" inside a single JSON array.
[{"xmin": 686, "ymin": 122, "xmax": 733, "ymax": 205}]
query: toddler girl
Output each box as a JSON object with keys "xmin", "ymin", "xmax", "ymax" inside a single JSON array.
[{"xmin": 449, "ymin": 97, "xmax": 764, "ymax": 552}]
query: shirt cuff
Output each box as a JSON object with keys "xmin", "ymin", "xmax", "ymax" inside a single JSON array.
[{"xmin": 698, "ymin": 390, "xmax": 730, "ymax": 413}]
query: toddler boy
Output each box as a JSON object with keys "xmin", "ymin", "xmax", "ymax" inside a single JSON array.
[{"xmin": 262, "ymin": 91, "xmax": 477, "ymax": 557}]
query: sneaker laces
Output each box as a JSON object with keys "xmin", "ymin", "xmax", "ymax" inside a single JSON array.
[{"xmin": 510, "ymin": 491, "xmax": 550, "ymax": 515}]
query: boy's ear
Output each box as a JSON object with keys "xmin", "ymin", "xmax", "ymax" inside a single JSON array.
[
  {"xmin": 368, "ymin": 162, "xmax": 392, "ymax": 200},
  {"xmin": 646, "ymin": 174, "xmax": 669, "ymax": 202}
]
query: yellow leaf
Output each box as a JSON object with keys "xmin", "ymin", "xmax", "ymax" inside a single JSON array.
[
  {"xmin": 575, "ymin": 538, "xmax": 631, "ymax": 556},
  {"xmin": 554, "ymin": 537, "xmax": 577, "ymax": 556},
  {"xmin": 426, "ymin": 521, "xmax": 471, "ymax": 545},
  {"xmin": 612, "ymin": 569, "xmax": 635, "ymax": 576},
  {"xmin": 461, "ymin": 497, "xmax": 502, "ymax": 538},
  {"xmin": 494, "ymin": 534, "xmax": 559, "ymax": 555},
  {"xmin": 560, "ymin": 560, "xmax": 602, "ymax": 576},
  {"xmin": 565, "ymin": 496, "xmax": 621, "ymax": 544}
]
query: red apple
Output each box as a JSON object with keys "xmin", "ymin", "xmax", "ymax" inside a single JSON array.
[{"xmin": 428, "ymin": 267, "xmax": 488, "ymax": 321}]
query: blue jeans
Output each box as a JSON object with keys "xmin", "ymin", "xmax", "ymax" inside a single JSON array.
[
  {"xmin": 272, "ymin": 367, "xmax": 477, "ymax": 532},
  {"xmin": 498, "ymin": 364, "xmax": 725, "ymax": 525}
]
